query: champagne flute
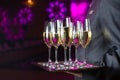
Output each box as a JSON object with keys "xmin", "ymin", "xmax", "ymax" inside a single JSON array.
[
  {"xmin": 68, "ymin": 19, "xmax": 73, "ymax": 64},
  {"xmin": 43, "ymin": 21, "xmax": 53, "ymax": 67},
  {"xmin": 51, "ymin": 19, "xmax": 61, "ymax": 65},
  {"xmin": 72, "ymin": 21, "xmax": 82, "ymax": 64},
  {"xmin": 80, "ymin": 18, "xmax": 92, "ymax": 65},
  {"xmin": 60, "ymin": 17, "xmax": 73, "ymax": 65}
]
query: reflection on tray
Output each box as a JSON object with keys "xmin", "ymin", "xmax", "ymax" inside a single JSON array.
[{"xmin": 33, "ymin": 61, "xmax": 100, "ymax": 72}]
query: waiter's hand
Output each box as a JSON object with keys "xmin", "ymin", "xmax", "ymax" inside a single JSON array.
[{"xmin": 65, "ymin": 71, "xmax": 82, "ymax": 78}]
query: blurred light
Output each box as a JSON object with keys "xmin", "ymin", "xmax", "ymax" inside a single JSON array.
[
  {"xmin": 46, "ymin": 0, "xmax": 67, "ymax": 19},
  {"xmin": 18, "ymin": 7, "xmax": 33, "ymax": 25},
  {"xmin": 4, "ymin": 25, "xmax": 25, "ymax": 40},
  {"xmin": 24, "ymin": 0, "xmax": 35, "ymax": 7},
  {"xmin": 0, "ymin": 9, "xmax": 8, "ymax": 27},
  {"xmin": 70, "ymin": 1, "xmax": 90, "ymax": 23}
]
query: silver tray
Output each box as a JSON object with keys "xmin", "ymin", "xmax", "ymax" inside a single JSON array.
[{"xmin": 32, "ymin": 61, "xmax": 100, "ymax": 72}]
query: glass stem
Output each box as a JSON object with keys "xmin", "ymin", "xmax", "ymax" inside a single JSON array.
[
  {"xmin": 75, "ymin": 47, "xmax": 78, "ymax": 62},
  {"xmin": 84, "ymin": 48, "xmax": 87, "ymax": 64},
  {"xmin": 55, "ymin": 47, "xmax": 58, "ymax": 64},
  {"xmin": 69, "ymin": 46, "xmax": 72, "ymax": 61},
  {"xmin": 48, "ymin": 48, "xmax": 51, "ymax": 63},
  {"xmin": 64, "ymin": 47, "xmax": 67, "ymax": 64}
]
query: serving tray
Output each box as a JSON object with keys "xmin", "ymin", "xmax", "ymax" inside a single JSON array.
[{"xmin": 32, "ymin": 61, "xmax": 100, "ymax": 72}]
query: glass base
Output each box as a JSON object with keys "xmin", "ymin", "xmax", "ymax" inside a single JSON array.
[{"xmin": 33, "ymin": 61, "xmax": 100, "ymax": 72}]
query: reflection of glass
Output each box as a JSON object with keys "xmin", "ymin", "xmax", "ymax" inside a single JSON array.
[
  {"xmin": 43, "ymin": 21, "xmax": 52, "ymax": 66},
  {"xmin": 80, "ymin": 18, "xmax": 92, "ymax": 64},
  {"xmin": 51, "ymin": 20, "xmax": 61, "ymax": 64}
]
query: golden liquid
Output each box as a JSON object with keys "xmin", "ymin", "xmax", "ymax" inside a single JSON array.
[
  {"xmin": 51, "ymin": 33, "xmax": 60, "ymax": 48},
  {"xmin": 73, "ymin": 32, "xmax": 80, "ymax": 47},
  {"xmin": 43, "ymin": 32, "xmax": 52, "ymax": 48},
  {"xmin": 80, "ymin": 31, "xmax": 92, "ymax": 48},
  {"xmin": 60, "ymin": 27, "xmax": 73, "ymax": 48}
]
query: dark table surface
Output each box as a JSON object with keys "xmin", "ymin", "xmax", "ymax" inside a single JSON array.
[{"xmin": 0, "ymin": 58, "xmax": 74, "ymax": 80}]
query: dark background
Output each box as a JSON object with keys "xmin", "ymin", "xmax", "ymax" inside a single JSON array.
[
  {"xmin": 0, "ymin": 0, "xmax": 71, "ymax": 66},
  {"xmin": 0, "ymin": 0, "xmax": 70, "ymax": 40}
]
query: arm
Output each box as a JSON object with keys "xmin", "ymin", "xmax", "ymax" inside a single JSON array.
[{"xmin": 98, "ymin": 0, "xmax": 120, "ymax": 68}]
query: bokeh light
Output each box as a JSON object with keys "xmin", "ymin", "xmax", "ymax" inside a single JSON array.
[
  {"xmin": 18, "ymin": 7, "xmax": 33, "ymax": 25},
  {"xmin": 46, "ymin": 0, "xmax": 67, "ymax": 19},
  {"xmin": 70, "ymin": 1, "xmax": 90, "ymax": 23},
  {"xmin": 4, "ymin": 17, "xmax": 25, "ymax": 40},
  {"xmin": 24, "ymin": 0, "xmax": 35, "ymax": 7},
  {"xmin": 0, "ymin": 8, "xmax": 8, "ymax": 27}
]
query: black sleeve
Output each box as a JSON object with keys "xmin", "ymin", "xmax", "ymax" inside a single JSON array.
[{"xmin": 97, "ymin": 0, "xmax": 120, "ymax": 69}]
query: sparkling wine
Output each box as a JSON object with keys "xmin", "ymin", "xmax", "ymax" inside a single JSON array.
[
  {"xmin": 43, "ymin": 32, "xmax": 52, "ymax": 48},
  {"xmin": 80, "ymin": 31, "xmax": 92, "ymax": 48},
  {"xmin": 51, "ymin": 33, "xmax": 60, "ymax": 48},
  {"xmin": 73, "ymin": 32, "xmax": 80, "ymax": 47},
  {"xmin": 60, "ymin": 27, "xmax": 73, "ymax": 48}
]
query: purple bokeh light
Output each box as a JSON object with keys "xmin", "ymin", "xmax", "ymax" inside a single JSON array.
[
  {"xmin": 18, "ymin": 8, "xmax": 32, "ymax": 25},
  {"xmin": 4, "ymin": 27, "xmax": 24, "ymax": 40},
  {"xmin": 46, "ymin": 0, "xmax": 67, "ymax": 19},
  {"xmin": 0, "ymin": 7, "xmax": 33, "ymax": 40},
  {"xmin": 70, "ymin": 2, "xmax": 90, "ymax": 23},
  {"xmin": 0, "ymin": 9, "xmax": 8, "ymax": 27},
  {"xmin": 4, "ymin": 17, "xmax": 25, "ymax": 40}
]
